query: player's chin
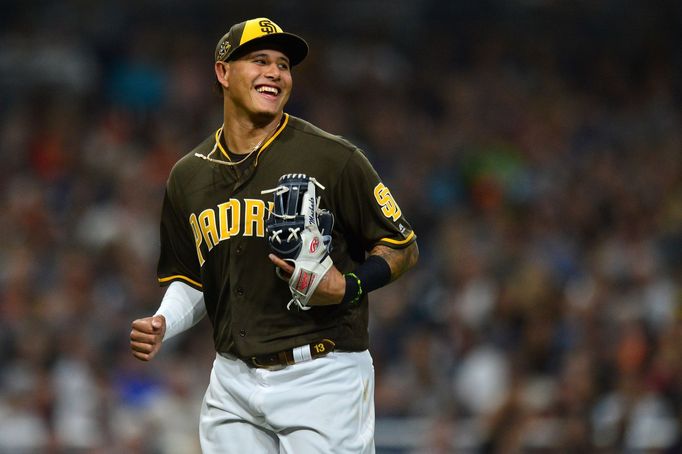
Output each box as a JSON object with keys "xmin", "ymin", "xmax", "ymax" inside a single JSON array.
[{"xmin": 254, "ymin": 101, "xmax": 283, "ymax": 116}]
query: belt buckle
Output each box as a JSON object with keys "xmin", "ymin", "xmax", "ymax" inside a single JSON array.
[{"xmin": 250, "ymin": 356, "xmax": 286, "ymax": 371}]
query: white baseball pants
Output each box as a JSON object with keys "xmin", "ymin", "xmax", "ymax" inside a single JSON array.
[{"xmin": 199, "ymin": 350, "xmax": 375, "ymax": 453}]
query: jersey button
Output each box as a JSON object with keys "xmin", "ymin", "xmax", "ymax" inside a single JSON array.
[
  {"xmin": 235, "ymin": 246, "xmax": 242, "ymax": 255},
  {"xmin": 239, "ymin": 329, "xmax": 246, "ymax": 337},
  {"xmin": 236, "ymin": 287, "xmax": 244, "ymax": 296}
]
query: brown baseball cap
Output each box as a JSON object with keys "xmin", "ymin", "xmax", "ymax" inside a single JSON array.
[{"xmin": 215, "ymin": 17, "xmax": 308, "ymax": 66}]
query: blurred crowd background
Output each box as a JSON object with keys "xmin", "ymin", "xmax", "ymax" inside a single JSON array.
[{"xmin": 1, "ymin": 1, "xmax": 681, "ymax": 453}]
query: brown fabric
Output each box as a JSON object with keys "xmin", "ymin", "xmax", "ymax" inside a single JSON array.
[{"xmin": 156, "ymin": 115, "xmax": 416, "ymax": 357}]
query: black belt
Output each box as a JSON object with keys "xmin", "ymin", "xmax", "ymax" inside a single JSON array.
[{"xmin": 246, "ymin": 339, "xmax": 336, "ymax": 369}]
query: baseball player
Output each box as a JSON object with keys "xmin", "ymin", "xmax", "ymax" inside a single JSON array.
[{"xmin": 130, "ymin": 17, "xmax": 418, "ymax": 453}]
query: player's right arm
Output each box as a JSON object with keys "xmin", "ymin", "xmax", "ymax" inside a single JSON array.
[
  {"xmin": 132, "ymin": 173, "xmax": 207, "ymax": 361},
  {"xmin": 130, "ymin": 281, "xmax": 206, "ymax": 361},
  {"xmin": 130, "ymin": 315, "xmax": 167, "ymax": 361}
]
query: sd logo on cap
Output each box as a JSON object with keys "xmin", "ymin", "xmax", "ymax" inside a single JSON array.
[{"xmin": 215, "ymin": 17, "xmax": 309, "ymax": 66}]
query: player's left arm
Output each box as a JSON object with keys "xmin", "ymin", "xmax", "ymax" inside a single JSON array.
[
  {"xmin": 369, "ymin": 241, "xmax": 419, "ymax": 282},
  {"xmin": 310, "ymin": 241, "xmax": 419, "ymax": 305},
  {"xmin": 269, "ymin": 241, "xmax": 418, "ymax": 306}
]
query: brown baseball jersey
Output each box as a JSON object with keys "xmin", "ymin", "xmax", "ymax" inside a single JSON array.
[{"xmin": 157, "ymin": 114, "xmax": 416, "ymax": 357}]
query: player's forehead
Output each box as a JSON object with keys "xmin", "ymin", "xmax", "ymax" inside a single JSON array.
[{"xmin": 236, "ymin": 48, "xmax": 290, "ymax": 64}]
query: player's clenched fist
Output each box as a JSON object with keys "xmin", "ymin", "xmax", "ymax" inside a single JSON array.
[{"xmin": 130, "ymin": 315, "xmax": 166, "ymax": 361}]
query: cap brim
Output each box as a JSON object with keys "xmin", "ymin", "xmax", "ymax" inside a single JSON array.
[{"xmin": 229, "ymin": 33, "xmax": 309, "ymax": 66}]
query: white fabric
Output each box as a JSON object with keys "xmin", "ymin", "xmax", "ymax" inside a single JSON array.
[
  {"xmin": 200, "ymin": 350, "xmax": 375, "ymax": 453},
  {"xmin": 292, "ymin": 344, "xmax": 313, "ymax": 363},
  {"xmin": 155, "ymin": 281, "xmax": 206, "ymax": 341}
]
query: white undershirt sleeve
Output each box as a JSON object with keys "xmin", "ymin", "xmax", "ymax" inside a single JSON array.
[{"xmin": 154, "ymin": 281, "xmax": 206, "ymax": 341}]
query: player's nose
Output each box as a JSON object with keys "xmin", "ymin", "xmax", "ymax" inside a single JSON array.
[{"xmin": 263, "ymin": 63, "xmax": 282, "ymax": 80}]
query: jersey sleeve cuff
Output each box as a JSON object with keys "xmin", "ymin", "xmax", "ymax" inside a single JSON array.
[
  {"xmin": 377, "ymin": 230, "xmax": 416, "ymax": 248},
  {"xmin": 157, "ymin": 274, "xmax": 203, "ymax": 290}
]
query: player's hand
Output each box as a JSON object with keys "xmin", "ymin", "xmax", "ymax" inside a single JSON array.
[
  {"xmin": 130, "ymin": 315, "xmax": 166, "ymax": 361},
  {"xmin": 269, "ymin": 254, "xmax": 345, "ymax": 306}
]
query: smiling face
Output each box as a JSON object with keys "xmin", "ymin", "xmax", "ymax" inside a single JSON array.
[{"xmin": 218, "ymin": 49, "xmax": 292, "ymax": 123}]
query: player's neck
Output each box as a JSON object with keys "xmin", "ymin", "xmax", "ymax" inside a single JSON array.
[{"xmin": 222, "ymin": 112, "xmax": 283, "ymax": 155}]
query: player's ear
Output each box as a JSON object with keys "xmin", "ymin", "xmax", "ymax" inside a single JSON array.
[{"xmin": 215, "ymin": 61, "xmax": 229, "ymax": 89}]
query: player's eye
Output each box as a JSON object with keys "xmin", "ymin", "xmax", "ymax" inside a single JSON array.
[{"xmin": 278, "ymin": 62, "xmax": 290, "ymax": 71}]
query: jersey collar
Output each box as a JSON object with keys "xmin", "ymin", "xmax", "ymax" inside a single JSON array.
[{"xmin": 214, "ymin": 113, "xmax": 289, "ymax": 165}]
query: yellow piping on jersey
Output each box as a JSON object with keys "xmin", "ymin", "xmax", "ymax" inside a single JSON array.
[
  {"xmin": 158, "ymin": 274, "xmax": 203, "ymax": 288},
  {"xmin": 215, "ymin": 127, "xmax": 227, "ymax": 158},
  {"xmin": 380, "ymin": 231, "xmax": 415, "ymax": 245},
  {"xmin": 214, "ymin": 113, "xmax": 289, "ymax": 162},
  {"xmin": 256, "ymin": 113, "xmax": 288, "ymax": 165}
]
